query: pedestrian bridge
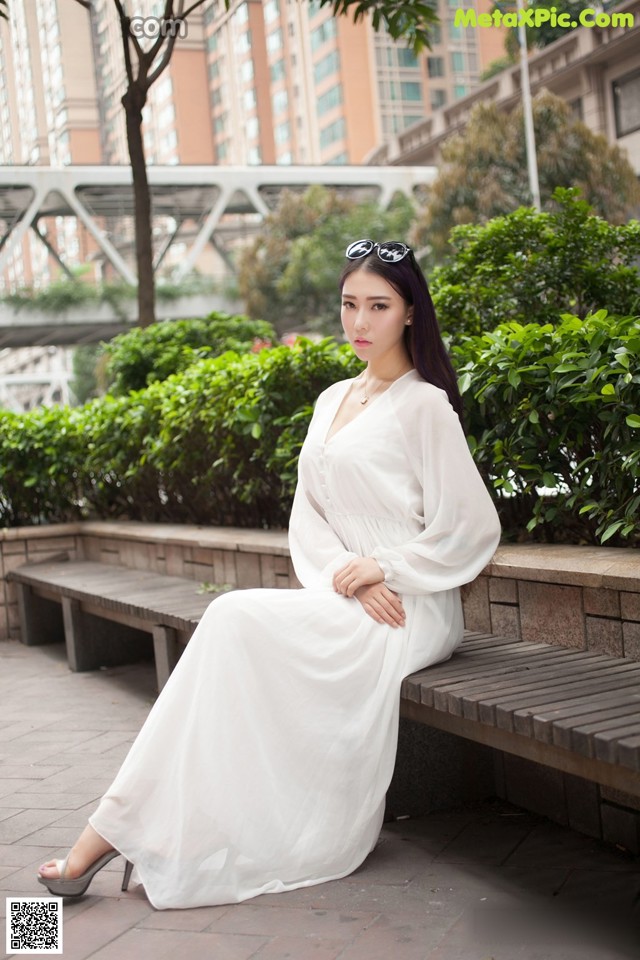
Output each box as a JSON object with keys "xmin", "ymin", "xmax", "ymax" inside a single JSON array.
[{"xmin": 0, "ymin": 164, "xmax": 434, "ymax": 346}]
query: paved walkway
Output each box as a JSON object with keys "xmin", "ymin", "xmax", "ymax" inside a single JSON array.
[{"xmin": 1, "ymin": 639, "xmax": 638, "ymax": 960}]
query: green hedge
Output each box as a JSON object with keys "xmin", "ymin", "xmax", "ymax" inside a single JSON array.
[
  {"xmin": 455, "ymin": 311, "xmax": 640, "ymax": 545},
  {"xmin": 103, "ymin": 313, "xmax": 277, "ymax": 394},
  {"xmin": 1, "ymin": 315, "xmax": 638, "ymax": 544},
  {"xmin": 430, "ymin": 190, "xmax": 640, "ymax": 342},
  {"xmin": 0, "ymin": 339, "xmax": 361, "ymax": 529}
]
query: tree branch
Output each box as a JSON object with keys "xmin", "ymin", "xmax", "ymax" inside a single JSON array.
[
  {"xmin": 112, "ymin": 0, "xmax": 137, "ymax": 85},
  {"xmin": 146, "ymin": 0, "xmax": 209, "ymax": 86},
  {"xmin": 182, "ymin": 0, "xmax": 210, "ymax": 18},
  {"xmin": 143, "ymin": 0, "xmax": 175, "ymax": 71},
  {"xmin": 147, "ymin": 31, "xmax": 180, "ymax": 87}
]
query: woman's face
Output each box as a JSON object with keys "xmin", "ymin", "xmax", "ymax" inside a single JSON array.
[{"xmin": 340, "ymin": 267, "xmax": 413, "ymax": 366}]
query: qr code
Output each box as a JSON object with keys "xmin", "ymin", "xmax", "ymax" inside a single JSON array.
[{"xmin": 6, "ymin": 898, "xmax": 63, "ymax": 955}]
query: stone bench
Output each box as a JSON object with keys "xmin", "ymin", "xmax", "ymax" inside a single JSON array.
[{"xmin": 7, "ymin": 557, "xmax": 218, "ymax": 691}]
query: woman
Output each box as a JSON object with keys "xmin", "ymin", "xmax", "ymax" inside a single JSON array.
[{"xmin": 38, "ymin": 239, "xmax": 500, "ymax": 909}]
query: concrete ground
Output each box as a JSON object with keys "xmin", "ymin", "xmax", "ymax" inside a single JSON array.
[{"xmin": 1, "ymin": 639, "xmax": 639, "ymax": 960}]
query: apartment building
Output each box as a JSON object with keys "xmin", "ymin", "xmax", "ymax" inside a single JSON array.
[
  {"xmin": 368, "ymin": 0, "xmax": 640, "ymax": 176},
  {"xmin": 0, "ymin": 0, "xmax": 101, "ymax": 290},
  {"xmin": 204, "ymin": 0, "xmax": 505, "ymax": 165}
]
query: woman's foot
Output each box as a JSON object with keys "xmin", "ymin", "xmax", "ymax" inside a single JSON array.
[{"xmin": 38, "ymin": 824, "xmax": 114, "ymax": 881}]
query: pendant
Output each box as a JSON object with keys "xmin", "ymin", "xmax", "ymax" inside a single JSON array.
[{"xmin": 360, "ymin": 396, "xmax": 368, "ymax": 404}]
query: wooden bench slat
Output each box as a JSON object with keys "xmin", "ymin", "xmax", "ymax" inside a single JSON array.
[
  {"xmin": 549, "ymin": 699, "xmax": 640, "ymax": 749},
  {"xmin": 572, "ymin": 714, "xmax": 640, "ymax": 760},
  {"xmin": 12, "ymin": 560, "xmax": 213, "ymax": 631},
  {"xmin": 433, "ymin": 651, "xmax": 611, "ymax": 714},
  {"xmin": 592, "ymin": 721, "xmax": 640, "ymax": 764},
  {"xmin": 617, "ymin": 735, "xmax": 640, "ymax": 771},
  {"xmin": 7, "ymin": 559, "xmax": 221, "ymax": 691},
  {"xmin": 453, "ymin": 660, "xmax": 640, "ymax": 720},
  {"xmin": 402, "ymin": 642, "xmax": 562, "ymax": 704},
  {"xmin": 531, "ymin": 690, "xmax": 640, "ymax": 743},
  {"xmin": 485, "ymin": 670, "xmax": 640, "ymax": 729},
  {"xmin": 461, "ymin": 663, "xmax": 636, "ymax": 723}
]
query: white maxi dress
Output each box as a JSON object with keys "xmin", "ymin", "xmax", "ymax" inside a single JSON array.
[{"xmin": 90, "ymin": 369, "xmax": 501, "ymax": 910}]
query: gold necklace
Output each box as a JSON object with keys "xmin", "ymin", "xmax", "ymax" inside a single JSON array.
[
  {"xmin": 358, "ymin": 366, "xmax": 413, "ymax": 404},
  {"xmin": 357, "ymin": 371, "xmax": 392, "ymax": 404}
]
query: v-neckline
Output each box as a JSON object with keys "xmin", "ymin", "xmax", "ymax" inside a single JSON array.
[{"xmin": 323, "ymin": 369, "xmax": 415, "ymax": 447}]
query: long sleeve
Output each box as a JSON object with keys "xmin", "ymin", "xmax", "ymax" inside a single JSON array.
[
  {"xmin": 370, "ymin": 385, "xmax": 500, "ymax": 595},
  {"xmin": 288, "ymin": 480, "xmax": 358, "ymax": 589}
]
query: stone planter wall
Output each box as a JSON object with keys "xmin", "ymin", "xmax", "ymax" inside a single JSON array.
[
  {"xmin": 2, "ymin": 523, "xmax": 639, "ymax": 650},
  {"xmin": 0, "ymin": 521, "xmax": 297, "ymax": 643},
  {"xmin": 465, "ymin": 543, "xmax": 640, "ymax": 660}
]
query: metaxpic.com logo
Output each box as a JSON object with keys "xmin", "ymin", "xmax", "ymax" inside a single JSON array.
[
  {"xmin": 130, "ymin": 14, "xmax": 187, "ymax": 39},
  {"xmin": 454, "ymin": 0, "xmax": 635, "ymax": 29}
]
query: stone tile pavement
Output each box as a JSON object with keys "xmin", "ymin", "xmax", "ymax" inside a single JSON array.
[{"xmin": 1, "ymin": 639, "xmax": 639, "ymax": 960}]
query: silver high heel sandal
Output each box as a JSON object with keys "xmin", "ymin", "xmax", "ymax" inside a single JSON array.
[{"xmin": 38, "ymin": 851, "xmax": 134, "ymax": 897}]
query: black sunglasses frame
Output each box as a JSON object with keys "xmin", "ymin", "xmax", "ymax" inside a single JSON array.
[{"xmin": 345, "ymin": 239, "xmax": 411, "ymax": 264}]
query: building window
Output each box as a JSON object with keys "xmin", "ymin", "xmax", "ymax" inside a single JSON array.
[
  {"xmin": 569, "ymin": 97, "xmax": 583, "ymax": 121},
  {"xmin": 310, "ymin": 17, "xmax": 336, "ymax": 52},
  {"xmin": 397, "ymin": 48, "xmax": 418, "ymax": 68},
  {"xmin": 275, "ymin": 120, "xmax": 290, "ymax": 143},
  {"xmin": 319, "ymin": 116, "xmax": 345, "ymax": 148},
  {"xmin": 317, "ymin": 84, "xmax": 342, "ymax": 116},
  {"xmin": 453, "ymin": 84, "xmax": 467, "ymax": 99},
  {"xmin": 207, "ymin": 32, "xmax": 218, "ymax": 52},
  {"xmin": 431, "ymin": 89, "xmax": 447, "ymax": 109},
  {"xmin": 613, "ymin": 70, "xmax": 640, "ymax": 137},
  {"xmin": 451, "ymin": 52, "xmax": 464, "ymax": 73},
  {"xmin": 214, "ymin": 113, "xmax": 227, "ymax": 133},
  {"xmin": 327, "ymin": 151, "xmax": 348, "ymax": 164},
  {"xmin": 234, "ymin": 2, "xmax": 249, "ymax": 24},
  {"xmin": 272, "ymin": 89, "xmax": 289, "ymax": 114},
  {"xmin": 212, "ymin": 87, "xmax": 222, "ymax": 107},
  {"xmin": 248, "ymin": 146, "xmax": 262, "ymax": 164},
  {"xmin": 314, "ymin": 49, "xmax": 340, "ymax": 84},
  {"xmin": 159, "ymin": 103, "xmax": 175, "ymax": 126},
  {"xmin": 264, "ymin": 0, "xmax": 279, "ymax": 23},
  {"xmin": 156, "ymin": 76, "xmax": 173, "ymax": 101},
  {"xmin": 241, "ymin": 59, "xmax": 254, "ymax": 81},
  {"xmin": 217, "ymin": 140, "xmax": 229, "ymax": 160},
  {"xmin": 427, "ymin": 57, "xmax": 444, "ymax": 78},
  {"xmin": 243, "ymin": 88, "xmax": 256, "ymax": 110},
  {"xmin": 400, "ymin": 81, "xmax": 422, "ymax": 101},
  {"xmin": 267, "ymin": 27, "xmax": 283, "ymax": 52},
  {"xmin": 209, "ymin": 60, "xmax": 220, "ymax": 80},
  {"xmin": 236, "ymin": 30, "xmax": 251, "ymax": 53},
  {"xmin": 383, "ymin": 114, "xmax": 400, "ymax": 135},
  {"xmin": 246, "ymin": 116, "xmax": 259, "ymax": 139},
  {"xmin": 403, "ymin": 115, "xmax": 424, "ymax": 128},
  {"xmin": 278, "ymin": 151, "xmax": 292, "ymax": 164},
  {"xmin": 271, "ymin": 58, "xmax": 286, "ymax": 82}
]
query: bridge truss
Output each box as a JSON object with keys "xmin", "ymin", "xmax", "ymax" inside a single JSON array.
[{"xmin": 0, "ymin": 164, "xmax": 435, "ymax": 286}]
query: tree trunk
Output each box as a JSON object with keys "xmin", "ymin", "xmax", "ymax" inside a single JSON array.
[{"xmin": 122, "ymin": 83, "xmax": 155, "ymax": 327}]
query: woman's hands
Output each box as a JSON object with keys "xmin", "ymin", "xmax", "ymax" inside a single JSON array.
[
  {"xmin": 333, "ymin": 557, "xmax": 384, "ymax": 596},
  {"xmin": 333, "ymin": 557, "xmax": 405, "ymax": 628}
]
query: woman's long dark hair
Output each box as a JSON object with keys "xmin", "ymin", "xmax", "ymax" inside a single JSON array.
[{"xmin": 339, "ymin": 252, "xmax": 464, "ymax": 424}]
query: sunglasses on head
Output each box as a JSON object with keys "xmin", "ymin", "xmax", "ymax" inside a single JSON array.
[{"xmin": 345, "ymin": 239, "xmax": 411, "ymax": 263}]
